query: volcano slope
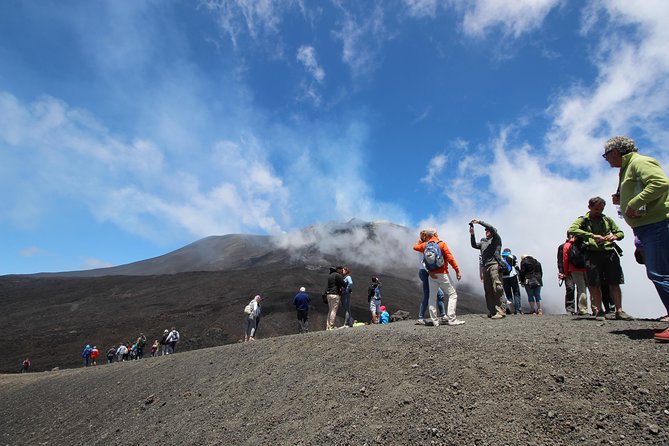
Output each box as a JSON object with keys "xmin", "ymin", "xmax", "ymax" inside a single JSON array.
[{"xmin": 1, "ymin": 315, "xmax": 667, "ymax": 446}]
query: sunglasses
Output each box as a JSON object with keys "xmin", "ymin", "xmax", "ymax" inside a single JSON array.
[{"xmin": 602, "ymin": 150, "xmax": 615, "ymax": 159}]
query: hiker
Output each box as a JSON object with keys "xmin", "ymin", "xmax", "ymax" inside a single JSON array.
[
  {"xmin": 106, "ymin": 346, "xmax": 116, "ymax": 364},
  {"xmin": 501, "ymin": 248, "xmax": 522, "ymax": 314},
  {"xmin": 379, "ymin": 305, "xmax": 390, "ymax": 325},
  {"xmin": 557, "ymin": 237, "xmax": 577, "ymax": 314},
  {"xmin": 136, "ymin": 333, "xmax": 147, "ymax": 359},
  {"xmin": 166, "ymin": 327, "xmax": 181, "ymax": 353},
  {"xmin": 116, "ymin": 343, "xmax": 128, "ymax": 362},
  {"xmin": 416, "ymin": 230, "xmax": 448, "ymax": 324},
  {"xmin": 293, "ymin": 286, "xmax": 311, "ymax": 333},
  {"xmin": 559, "ymin": 234, "xmax": 594, "ymax": 316},
  {"xmin": 81, "ymin": 344, "xmax": 92, "ymax": 367},
  {"xmin": 368, "ymin": 277, "xmax": 382, "ymax": 324},
  {"xmin": 602, "ymin": 136, "xmax": 669, "ymax": 339},
  {"xmin": 519, "ymin": 255, "xmax": 544, "ymax": 315},
  {"xmin": 413, "ymin": 228, "xmax": 464, "ymax": 326},
  {"xmin": 244, "ymin": 295, "xmax": 262, "ymax": 341},
  {"xmin": 21, "ymin": 358, "xmax": 30, "ymax": 373},
  {"xmin": 470, "ymin": 219, "xmax": 506, "ymax": 319},
  {"xmin": 150, "ymin": 340, "xmax": 159, "ymax": 357},
  {"xmin": 325, "ymin": 267, "xmax": 346, "ymax": 330},
  {"xmin": 341, "ymin": 266, "xmax": 354, "ymax": 327},
  {"xmin": 568, "ymin": 197, "xmax": 632, "ymax": 321},
  {"xmin": 160, "ymin": 329, "xmax": 170, "ymax": 355}
]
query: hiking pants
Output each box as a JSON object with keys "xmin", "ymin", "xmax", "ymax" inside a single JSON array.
[
  {"xmin": 502, "ymin": 275, "xmax": 522, "ymax": 313},
  {"xmin": 563, "ymin": 275, "xmax": 575, "ymax": 313},
  {"xmin": 428, "ymin": 273, "xmax": 458, "ymax": 325},
  {"xmin": 419, "ymin": 269, "xmax": 445, "ymax": 319},
  {"xmin": 245, "ymin": 315, "xmax": 257, "ymax": 339},
  {"xmin": 297, "ymin": 309, "xmax": 309, "ymax": 333},
  {"xmin": 483, "ymin": 264, "xmax": 506, "ymax": 316},
  {"xmin": 326, "ymin": 294, "xmax": 340, "ymax": 329},
  {"xmin": 571, "ymin": 271, "xmax": 594, "ymax": 314}
]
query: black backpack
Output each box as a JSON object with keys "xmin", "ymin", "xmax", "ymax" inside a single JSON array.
[{"xmin": 567, "ymin": 241, "xmax": 586, "ymax": 268}]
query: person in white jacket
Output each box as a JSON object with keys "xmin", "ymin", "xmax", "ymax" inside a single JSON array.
[
  {"xmin": 165, "ymin": 328, "xmax": 180, "ymax": 354},
  {"xmin": 116, "ymin": 344, "xmax": 128, "ymax": 362},
  {"xmin": 244, "ymin": 295, "xmax": 262, "ymax": 341}
]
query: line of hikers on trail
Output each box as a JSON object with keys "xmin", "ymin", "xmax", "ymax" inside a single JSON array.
[{"xmin": 80, "ymin": 327, "xmax": 180, "ymax": 368}]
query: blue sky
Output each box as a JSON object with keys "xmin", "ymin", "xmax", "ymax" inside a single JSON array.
[{"xmin": 2, "ymin": 1, "xmax": 668, "ymax": 316}]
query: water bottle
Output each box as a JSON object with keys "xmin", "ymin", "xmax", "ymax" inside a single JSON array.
[{"xmin": 616, "ymin": 205, "xmax": 623, "ymax": 218}]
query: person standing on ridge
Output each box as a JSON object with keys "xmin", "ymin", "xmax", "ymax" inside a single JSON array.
[
  {"xmin": 501, "ymin": 248, "xmax": 522, "ymax": 314},
  {"xmin": 341, "ymin": 267, "xmax": 354, "ymax": 328},
  {"xmin": 368, "ymin": 277, "xmax": 382, "ymax": 324},
  {"xmin": 293, "ymin": 286, "xmax": 311, "ymax": 333},
  {"xmin": 244, "ymin": 295, "xmax": 262, "ymax": 341},
  {"xmin": 470, "ymin": 219, "xmax": 506, "ymax": 319},
  {"xmin": 136, "ymin": 333, "xmax": 147, "ymax": 359},
  {"xmin": 413, "ymin": 228, "xmax": 464, "ymax": 326},
  {"xmin": 21, "ymin": 358, "xmax": 30, "ymax": 373},
  {"xmin": 325, "ymin": 267, "xmax": 346, "ymax": 330},
  {"xmin": 559, "ymin": 234, "xmax": 593, "ymax": 316},
  {"xmin": 568, "ymin": 197, "xmax": 632, "ymax": 321},
  {"xmin": 602, "ymin": 135, "xmax": 669, "ymax": 339},
  {"xmin": 519, "ymin": 255, "xmax": 544, "ymax": 315}
]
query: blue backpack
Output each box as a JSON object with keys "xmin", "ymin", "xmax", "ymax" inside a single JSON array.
[{"xmin": 423, "ymin": 241, "xmax": 445, "ymax": 271}]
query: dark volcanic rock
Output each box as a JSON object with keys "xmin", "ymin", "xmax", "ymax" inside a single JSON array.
[{"xmin": 1, "ymin": 315, "xmax": 667, "ymax": 446}]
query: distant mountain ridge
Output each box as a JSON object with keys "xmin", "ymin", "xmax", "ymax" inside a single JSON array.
[{"xmin": 29, "ymin": 219, "xmax": 417, "ymax": 277}]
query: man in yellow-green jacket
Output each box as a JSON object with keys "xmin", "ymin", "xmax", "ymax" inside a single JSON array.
[
  {"xmin": 568, "ymin": 197, "xmax": 631, "ymax": 321},
  {"xmin": 602, "ymin": 136, "xmax": 669, "ymax": 340}
]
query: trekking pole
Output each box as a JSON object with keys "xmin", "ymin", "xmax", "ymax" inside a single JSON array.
[{"xmin": 558, "ymin": 279, "xmax": 564, "ymax": 287}]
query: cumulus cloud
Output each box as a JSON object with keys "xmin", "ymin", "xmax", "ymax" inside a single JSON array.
[{"xmin": 421, "ymin": 153, "xmax": 447, "ymax": 186}]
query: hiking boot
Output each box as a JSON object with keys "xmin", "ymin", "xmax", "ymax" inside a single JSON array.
[
  {"xmin": 654, "ymin": 328, "xmax": 669, "ymax": 342},
  {"xmin": 604, "ymin": 312, "xmax": 617, "ymax": 320},
  {"xmin": 615, "ymin": 310, "xmax": 634, "ymax": 321},
  {"xmin": 491, "ymin": 313, "xmax": 505, "ymax": 319},
  {"xmin": 577, "ymin": 310, "xmax": 588, "ymax": 316},
  {"xmin": 448, "ymin": 319, "xmax": 465, "ymax": 326},
  {"xmin": 415, "ymin": 319, "xmax": 426, "ymax": 325},
  {"xmin": 594, "ymin": 311, "xmax": 606, "ymax": 321}
]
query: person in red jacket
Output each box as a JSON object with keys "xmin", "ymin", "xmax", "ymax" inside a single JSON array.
[
  {"xmin": 561, "ymin": 234, "xmax": 595, "ymax": 316},
  {"xmin": 413, "ymin": 228, "xmax": 464, "ymax": 327},
  {"xmin": 90, "ymin": 346, "xmax": 100, "ymax": 366}
]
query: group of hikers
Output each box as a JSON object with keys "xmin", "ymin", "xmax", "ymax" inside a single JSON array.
[
  {"xmin": 271, "ymin": 135, "xmax": 669, "ymax": 342},
  {"xmin": 80, "ymin": 327, "xmax": 180, "ymax": 367}
]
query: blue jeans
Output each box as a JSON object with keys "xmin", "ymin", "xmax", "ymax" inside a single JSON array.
[
  {"xmin": 341, "ymin": 292, "xmax": 354, "ymax": 327},
  {"xmin": 634, "ymin": 219, "xmax": 669, "ymax": 314},
  {"xmin": 525, "ymin": 286, "xmax": 542, "ymax": 302},
  {"xmin": 419, "ymin": 269, "xmax": 445, "ymax": 318}
]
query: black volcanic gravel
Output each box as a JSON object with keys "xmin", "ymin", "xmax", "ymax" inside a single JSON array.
[{"xmin": 1, "ymin": 314, "xmax": 668, "ymax": 446}]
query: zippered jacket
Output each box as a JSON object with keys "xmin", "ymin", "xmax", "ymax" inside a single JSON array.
[{"xmin": 618, "ymin": 152, "xmax": 669, "ymax": 228}]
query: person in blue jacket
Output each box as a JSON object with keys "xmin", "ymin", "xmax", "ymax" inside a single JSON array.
[
  {"xmin": 81, "ymin": 344, "xmax": 92, "ymax": 367},
  {"xmin": 379, "ymin": 305, "xmax": 390, "ymax": 325},
  {"xmin": 293, "ymin": 286, "xmax": 311, "ymax": 333}
]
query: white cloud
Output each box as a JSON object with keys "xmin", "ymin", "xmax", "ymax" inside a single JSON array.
[
  {"xmin": 297, "ymin": 45, "xmax": 325, "ymax": 83},
  {"xmin": 421, "ymin": 153, "xmax": 447, "ymax": 186},
  {"xmin": 332, "ymin": 4, "xmax": 392, "ymax": 78},
  {"xmin": 546, "ymin": 0, "xmax": 669, "ymax": 166},
  {"xmin": 461, "ymin": 0, "xmax": 561, "ymax": 38},
  {"xmin": 402, "ymin": 0, "xmax": 441, "ymax": 18}
]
